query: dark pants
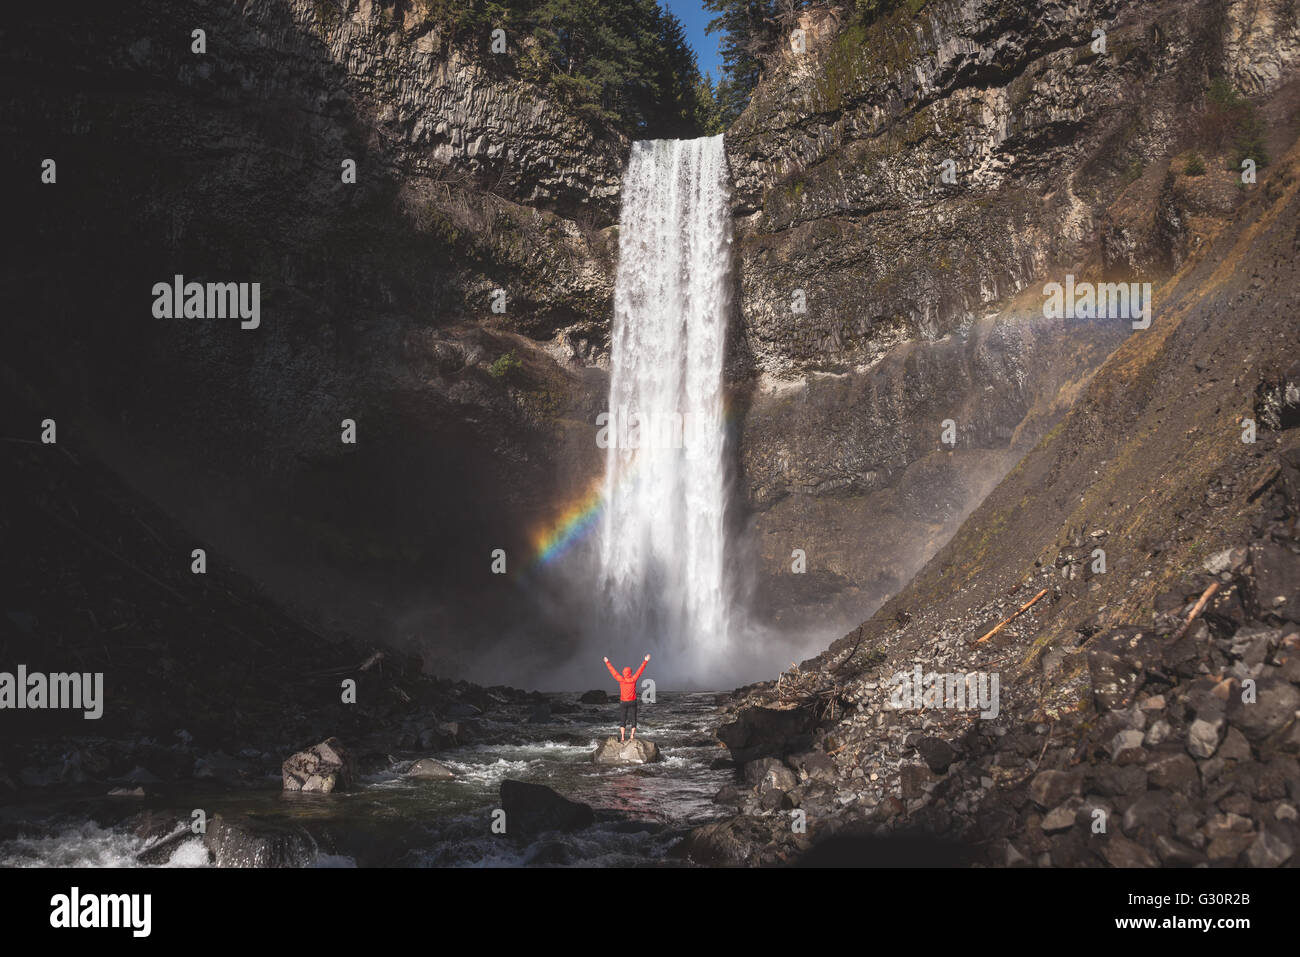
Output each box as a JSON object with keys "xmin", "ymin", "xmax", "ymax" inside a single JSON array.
[{"xmin": 620, "ymin": 700, "xmax": 638, "ymax": 729}]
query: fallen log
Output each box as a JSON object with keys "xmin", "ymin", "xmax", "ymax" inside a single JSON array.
[
  {"xmin": 1171, "ymin": 582, "xmax": 1220, "ymax": 642},
  {"xmin": 974, "ymin": 588, "xmax": 1049, "ymax": 645}
]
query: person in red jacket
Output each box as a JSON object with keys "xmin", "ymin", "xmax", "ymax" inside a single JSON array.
[{"xmin": 604, "ymin": 654, "xmax": 650, "ymax": 741}]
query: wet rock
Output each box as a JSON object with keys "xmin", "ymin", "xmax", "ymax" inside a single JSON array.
[
  {"xmin": 407, "ymin": 758, "xmax": 455, "ymax": 780},
  {"xmin": 135, "ymin": 824, "xmax": 200, "ymax": 865},
  {"xmin": 527, "ymin": 703, "xmax": 552, "ymax": 723},
  {"xmin": 281, "ymin": 737, "xmax": 354, "ymax": 793},
  {"xmin": 523, "ymin": 840, "xmax": 576, "ymax": 866},
  {"xmin": 713, "ymin": 784, "xmax": 744, "ymax": 805},
  {"xmin": 499, "ymin": 780, "xmax": 594, "ymax": 837},
  {"xmin": 591, "ymin": 736, "xmax": 661, "ymax": 765},
  {"xmin": 444, "ymin": 701, "xmax": 483, "ymax": 719},
  {"xmin": 676, "ymin": 816, "xmax": 773, "ymax": 866},
  {"xmin": 203, "ymin": 814, "xmax": 315, "ymax": 868},
  {"xmin": 579, "ymin": 690, "xmax": 611, "ymax": 704}
]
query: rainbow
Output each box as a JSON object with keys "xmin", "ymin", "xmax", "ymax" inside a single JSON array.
[
  {"xmin": 530, "ymin": 475, "xmax": 608, "ymax": 567},
  {"xmin": 528, "ymin": 392, "xmax": 747, "ymax": 569}
]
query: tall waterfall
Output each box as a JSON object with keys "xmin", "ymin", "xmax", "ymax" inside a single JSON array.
[{"xmin": 598, "ymin": 135, "xmax": 735, "ymax": 682}]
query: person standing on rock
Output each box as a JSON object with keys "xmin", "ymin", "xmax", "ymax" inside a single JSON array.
[{"xmin": 603, "ymin": 654, "xmax": 649, "ymax": 742}]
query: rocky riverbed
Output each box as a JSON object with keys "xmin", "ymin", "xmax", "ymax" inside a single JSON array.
[{"xmin": 0, "ymin": 691, "xmax": 732, "ymax": 867}]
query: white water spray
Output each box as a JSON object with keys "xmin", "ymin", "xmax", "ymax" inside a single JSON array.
[{"xmin": 598, "ymin": 135, "xmax": 735, "ymax": 683}]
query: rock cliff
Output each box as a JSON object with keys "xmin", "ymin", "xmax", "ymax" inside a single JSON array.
[{"xmin": 725, "ymin": 0, "xmax": 1300, "ymax": 642}]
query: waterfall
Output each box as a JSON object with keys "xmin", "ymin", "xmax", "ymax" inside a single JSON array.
[{"xmin": 598, "ymin": 135, "xmax": 735, "ymax": 682}]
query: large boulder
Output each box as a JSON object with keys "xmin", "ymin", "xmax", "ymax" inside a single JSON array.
[
  {"xmin": 281, "ymin": 737, "xmax": 354, "ymax": 793},
  {"xmin": 592, "ymin": 736, "xmax": 661, "ymax": 765},
  {"xmin": 203, "ymin": 814, "xmax": 315, "ymax": 867},
  {"xmin": 580, "ymin": 690, "xmax": 612, "ymax": 704},
  {"xmin": 716, "ymin": 705, "xmax": 815, "ymax": 763},
  {"xmin": 499, "ymin": 779, "xmax": 594, "ymax": 837},
  {"xmin": 407, "ymin": 758, "xmax": 455, "ymax": 780}
]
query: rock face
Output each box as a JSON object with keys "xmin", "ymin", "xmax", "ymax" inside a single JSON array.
[
  {"xmin": 499, "ymin": 779, "xmax": 594, "ymax": 837},
  {"xmin": 685, "ymin": 68, "xmax": 1300, "ymax": 864},
  {"xmin": 724, "ymin": 0, "xmax": 1300, "ymax": 637},
  {"xmin": 282, "ymin": 738, "xmax": 354, "ymax": 793},
  {"xmin": 0, "ymin": 0, "xmax": 621, "ymax": 682},
  {"xmin": 592, "ymin": 737, "xmax": 661, "ymax": 765}
]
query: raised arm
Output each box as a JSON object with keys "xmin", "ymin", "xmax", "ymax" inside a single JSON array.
[
  {"xmin": 604, "ymin": 658, "xmax": 621, "ymax": 680},
  {"xmin": 631, "ymin": 656, "xmax": 648, "ymax": 682}
]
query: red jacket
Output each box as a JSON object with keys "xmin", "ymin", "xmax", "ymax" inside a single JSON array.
[{"xmin": 605, "ymin": 659, "xmax": 646, "ymax": 701}]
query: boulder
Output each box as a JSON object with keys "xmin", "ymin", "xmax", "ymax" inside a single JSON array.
[
  {"xmin": 203, "ymin": 814, "xmax": 315, "ymax": 867},
  {"xmin": 1087, "ymin": 628, "xmax": 1161, "ymax": 711},
  {"xmin": 499, "ymin": 779, "xmax": 594, "ymax": 837},
  {"xmin": 592, "ymin": 736, "xmax": 661, "ymax": 765},
  {"xmin": 580, "ymin": 690, "xmax": 611, "ymax": 704},
  {"xmin": 716, "ymin": 705, "xmax": 815, "ymax": 763},
  {"xmin": 743, "ymin": 756, "xmax": 797, "ymax": 792},
  {"xmin": 281, "ymin": 737, "xmax": 353, "ymax": 793},
  {"xmin": 407, "ymin": 758, "xmax": 455, "ymax": 780}
]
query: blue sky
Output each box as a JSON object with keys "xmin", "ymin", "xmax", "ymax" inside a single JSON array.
[{"xmin": 661, "ymin": 0, "xmax": 724, "ymax": 83}]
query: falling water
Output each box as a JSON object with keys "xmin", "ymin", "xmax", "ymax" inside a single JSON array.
[{"xmin": 598, "ymin": 135, "xmax": 734, "ymax": 682}]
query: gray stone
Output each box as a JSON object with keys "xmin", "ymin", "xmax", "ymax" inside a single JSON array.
[
  {"xmin": 1245, "ymin": 829, "xmax": 1293, "ymax": 867},
  {"xmin": 592, "ymin": 736, "xmax": 661, "ymax": 765},
  {"xmin": 1187, "ymin": 718, "xmax": 1222, "ymax": 758},
  {"xmin": 407, "ymin": 758, "xmax": 455, "ymax": 780},
  {"xmin": 1030, "ymin": 769, "xmax": 1082, "ymax": 808},
  {"xmin": 1111, "ymin": 730, "xmax": 1146, "ymax": 765}
]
